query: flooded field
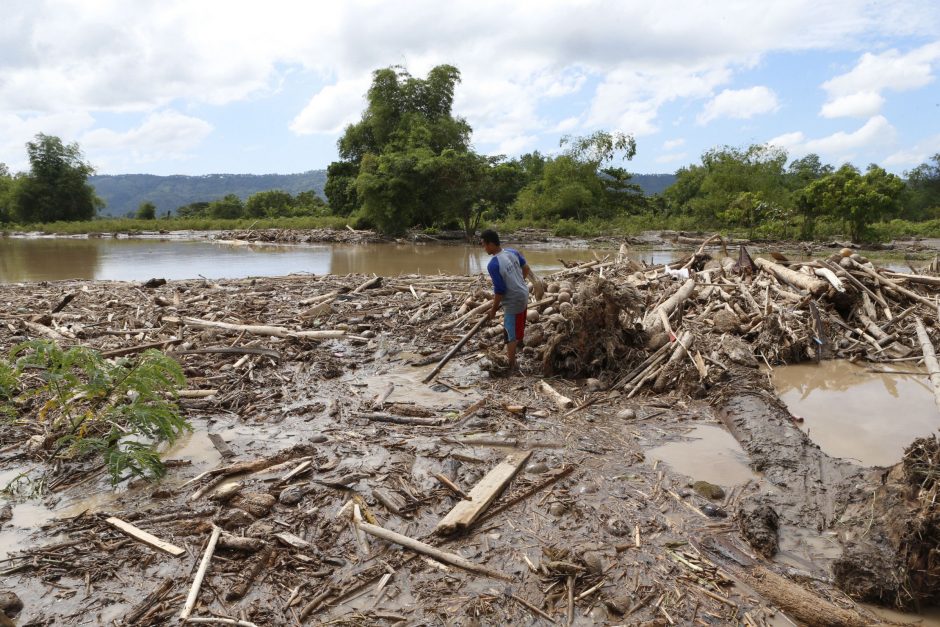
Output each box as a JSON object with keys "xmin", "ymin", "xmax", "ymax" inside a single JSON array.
[
  {"xmin": 773, "ymin": 360, "xmax": 936, "ymax": 467},
  {"xmin": 0, "ymin": 236, "xmax": 678, "ymax": 283}
]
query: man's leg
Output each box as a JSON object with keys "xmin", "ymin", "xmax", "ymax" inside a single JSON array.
[{"xmin": 503, "ymin": 312, "xmax": 518, "ymax": 371}]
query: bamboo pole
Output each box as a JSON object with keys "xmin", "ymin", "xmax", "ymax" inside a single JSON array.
[
  {"xmin": 423, "ymin": 316, "xmax": 488, "ymax": 383},
  {"xmin": 914, "ymin": 318, "xmax": 940, "ymax": 411}
]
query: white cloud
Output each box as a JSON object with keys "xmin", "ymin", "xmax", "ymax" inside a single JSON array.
[
  {"xmin": 0, "ymin": 111, "xmax": 95, "ymax": 172},
  {"xmin": 768, "ymin": 116, "xmax": 897, "ymax": 164},
  {"xmin": 766, "ymin": 131, "xmax": 806, "ymax": 151},
  {"xmin": 698, "ymin": 86, "xmax": 779, "ymax": 124},
  {"xmin": 804, "ymin": 115, "xmax": 896, "ymax": 154},
  {"xmin": 80, "ymin": 111, "xmax": 213, "ymax": 172},
  {"xmin": 655, "ymin": 151, "xmax": 688, "ymax": 164},
  {"xmin": 883, "ymin": 133, "xmax": 940, "ymax": 168},
  {"xmin": 820, "ymin": 91, "xmax": 885, "ymax": 118},
  {"xmin": 820, "ymin": 41, "xmax": 940, "ymax": 118},
  {"xmin": 290, "ymin": 79, "xmax": 370, "ymax": 135},
  {"xmin": 662, "ymin": 138, "xmax": 685, "ymax": 150},
  {"xmin": 1, "ymin": 0, "xmax": 938, "ymax": 171}
]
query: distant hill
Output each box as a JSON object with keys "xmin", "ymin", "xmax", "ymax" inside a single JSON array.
[
  {"xmin": 631, "ymin": 173, "xmax": 676, "ymax": 195},
  {"xmin": 89, "ymin": 171, "xmax": 328, "ymax": 216},
  {"xmin": 89, "ymin": 169, "xmax": 675, "ymax": 217}
]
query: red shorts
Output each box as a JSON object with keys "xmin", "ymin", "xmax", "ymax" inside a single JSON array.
[{"xmin": 503, "ymin": 311, "xmax": 526, "ymax": 343}]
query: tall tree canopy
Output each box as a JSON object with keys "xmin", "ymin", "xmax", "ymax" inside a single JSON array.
[
  {"xmin": 513, "ymin": 131, "xmax": 641, "ymax": 222},
  {"xmin": 13, "ymin": 134, "xmax": 101, "ymax": 223},
  {"xmin": 326, "ymin": 65, "xmax": 475, "ymax": 234},
  {"xmin": 804, "ymin": 164, "xmax": 905, "ymax": 242}
]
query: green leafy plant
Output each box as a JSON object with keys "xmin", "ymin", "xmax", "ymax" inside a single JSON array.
[{"xmin": 9, "ymin": 340, "xmax": 189, "ymax": 484}]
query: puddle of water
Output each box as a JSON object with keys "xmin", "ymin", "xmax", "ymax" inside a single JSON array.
[
  {"xmin": 863, "ymin": 604, "xmax": 940, "ymax": 626},
  {"xmin": 646, "ymin": 424, "xmax": 757, "ymax": 487},
  {"xmin": 774, "ymin": 525, "xmax": 842, "ymax": 572},
  {"xmin": 352, "ymin": 362, "xmax": 476, "ymax": 410},
  {"xmin": 772, "ymin": 360, "xmax": 937, "ymax": 467}
]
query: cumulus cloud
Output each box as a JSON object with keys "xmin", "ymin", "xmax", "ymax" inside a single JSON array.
[
  {"xmin": 698, "ymin": 86, "xmax": 779, "ymax": 124},
  {"xmin": 0, "ymin": 111, "xmax": 95, "ymax": 172},
  {"xmin": 80, "ymin": 111, "xmax": 213, "ymax": 172},
  {"xmin": 767, "ymin": 116, "xmax": 897, "ymax": 163},
  {"xmin": 290, "ymin": 79, "xmax": 370, "ymax": 135},
  {"xmin": 883, "ymin": 133, "xmax": 940, "ymax": 168},
  {"xmin": 662, "ymin": 138, "xmax": 685, "ymax": 150},
  {"xmin": 1, "ymin": 0, "xmax": 938, "ymax": 171},
  {"xmin": 655, "ymin": 151, "xmax": 688, "ymax": 164},
  {"xmin": 819, "ymin": 41, "xmax": 940, "ymax": 118},
  {"xmin": 820, "ymin": 91, "xmax": 885, "ymax": 118}
]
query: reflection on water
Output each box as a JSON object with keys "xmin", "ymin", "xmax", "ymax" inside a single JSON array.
[
  {"xmin": 0, "ymin": 237, "xmax": 681, "ymax": 283},
  {"xmin": 772, "ymin": 360, "xmax": 936, "ymax": 467},
  {"xmin": 647, "ymin": 424, "xmax": 757, "ymax": 487}
]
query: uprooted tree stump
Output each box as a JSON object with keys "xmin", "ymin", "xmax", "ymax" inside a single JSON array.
[{"xmin": 534, "ymin": 276, "xmax": 643, "ymax": 377}]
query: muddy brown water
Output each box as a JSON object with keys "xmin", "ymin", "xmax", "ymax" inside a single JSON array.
[
  {"xmin": 772, "ymin": 360, "xmax": 938, "ymax": 467},
  {"xmin": 0, "ymin": 237, "xmax": 681, "ymax": 283}
]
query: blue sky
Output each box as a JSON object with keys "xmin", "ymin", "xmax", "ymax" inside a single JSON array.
[{"xmin": 1, "ymin": 0, "xmax": 938, "ymax": 178}]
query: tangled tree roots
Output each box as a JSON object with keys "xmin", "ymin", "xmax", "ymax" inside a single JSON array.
[
  {"xmin": 533, "ymin": 277, "xmax": 642, "ymax": 377},
  {"xmin": 834, "ymin": 435, "xmax": 940, "ymax": 608}
]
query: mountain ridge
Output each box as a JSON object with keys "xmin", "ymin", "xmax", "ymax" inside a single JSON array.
[{"xmin": 89, "ymin": 171, "xmax": 676, "ymax": 216}]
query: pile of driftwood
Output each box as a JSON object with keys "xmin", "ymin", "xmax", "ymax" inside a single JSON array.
[{"xmin": 1, "ymin": 236, "xmax": 939, "ymax": 625}]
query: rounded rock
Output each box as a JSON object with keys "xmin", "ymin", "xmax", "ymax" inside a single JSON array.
[{"xmin": 616, "ymin": 408, "xmax": 637, "ymax": 420}]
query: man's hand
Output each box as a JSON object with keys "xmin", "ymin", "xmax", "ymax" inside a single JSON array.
[
  {"xmin": 486, "ymin": 307, "xmax": 497, "ymax": 321},
  {"xmin": 533, "ymin": 277, "xmax": 545, "ymax": 300}
]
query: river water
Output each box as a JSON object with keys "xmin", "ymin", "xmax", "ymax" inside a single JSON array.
[{"xmin": 0, "ymin": 236, "xmax": 681, "ymax": 283}]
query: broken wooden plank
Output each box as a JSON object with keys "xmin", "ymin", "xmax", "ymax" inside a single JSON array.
[
  {"xmin": 435, "ymin": 450, "xmax": 531, "ymax": 535},
  {"xmin": 180, "ymin": 525, "xmax": 222, "ymax": 620},
  {"xmin": 207, "ymin": 433, "xmax": 235, "ymax": 459},
  {"xmin": 105, "ymin": 517, "xmax": 185, "ymax": 557}
]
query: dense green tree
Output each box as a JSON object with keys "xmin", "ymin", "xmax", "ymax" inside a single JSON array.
[
  {"xmin": 207, "ymin": 194, "xmax": 244, "ymax": 219},
  {"xmin": 136, "ymin": 201, "xmax": 156, "ymax": 220},
  {"xmin": 787, "ymin": 154, "xmax": 834, "ymax": 239},
  {"xmin": 804, "ymin": 164, "xmax": 905, "ymax": 242},
  {"xmin": 664, "ymin": 144, "xmax": 789, "ymax": 226},
  {"xmin": 904, "ymin": 154, "xmax": 940, "ymax": 220},
  {"xmin": 0, "ymin": 163, "xmax": 15, "ymax": 223},
  {"xmin": 176, "ymin": 201, "xmax": 210, "ymax": 218},
  {"xmin": 328, "ymin": 65, "xmax": 474, "ymax": 234},
  {"xmin": 324, "ymin": 161, "xmax": 359, "ymax": 216},
  {"xmin": 13, "ymin": 134, "xmax": 102, "ymax": 223},
  {"xmin": 245, "ymin": 190, "xmax": 293, "ymax": 218},
  {"xmin": 513, "ymin": 131, "xmax": 638, "ymax": 222}
]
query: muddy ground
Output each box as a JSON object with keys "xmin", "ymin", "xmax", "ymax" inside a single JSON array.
[{"xmin": 0, "ymin": 240, "xmax": 938, "ymax": 626}]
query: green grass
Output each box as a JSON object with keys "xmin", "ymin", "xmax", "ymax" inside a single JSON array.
[
  {"xmin": 4, "ymin": 213, "xmax": 940, "ymax": 242},
  {"xmin": 0, "ymin": 215, "xmax": 351, "ymax": 235}
]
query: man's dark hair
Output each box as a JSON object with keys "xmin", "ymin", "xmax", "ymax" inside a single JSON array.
[{"xmin": 480, "ymin": 229, "xmax": 500, "ymax": 245}]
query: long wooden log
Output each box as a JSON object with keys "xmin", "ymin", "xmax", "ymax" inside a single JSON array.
[
  {"xmin": 423, "ymin": 316, "xmax": 488, "ymax": 383},
  {"xmin": 435, "ymin": 451, "xmax": 531, "ymax": 535},
  {"xmin": 643, "ymin": 278, "xmax": 696, "ymax": 334},
  {"xmin": 180, "ymin": 525, "xmax": 222, "ymax": 620},
  {"xmin": 885, "ymin": 271, "xmax": 940, "ymax": 287},
  {"xmin": 653, "ymin": 331, "xmax": 694, "ymax": 392},
  {"xmin": 849, "ymin": 260, "xmax": 937, "ymax": 310},
  {"xmin": 163, "ymin": 316, "xmax": 344, "ymax": 340},
  {"xmin": 356, "ymin": 520, "xmax": 512, "ymax": 580},
  {"xmin": 101, "ymin": 339, "xmax": 182, "ymax": 358},
  {"xmin": 755, "ymin": 258, "xmax": 828, "ymax": 296},
  {"xmin": 914, "ymin": 318, "xmax": 940, "ymax": 411}
]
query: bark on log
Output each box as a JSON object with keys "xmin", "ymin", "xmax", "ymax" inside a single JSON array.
[
  {"xmin": 755, "ymin": 258, "xmax": 828, "ymax": 296},
  {"xmin": 914, "ymin": 317, "xmax": 940, "ymax": 411},
  {"xmin": 643, "ymin": 278, "xmax": 696, "ymax": 335},
  {"xmin": 163, "ymin": 316, "xmax": 344, "ymax": 340}
]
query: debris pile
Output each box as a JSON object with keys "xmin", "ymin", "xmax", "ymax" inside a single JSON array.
[{"xmin": 0, "ymin": 238, "xmax": 938, "ymax": 624}]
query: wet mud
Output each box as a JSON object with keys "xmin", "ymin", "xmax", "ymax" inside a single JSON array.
[{"xmin": 0, "ymin": 239, "xmax": 938, "ymax": 625}]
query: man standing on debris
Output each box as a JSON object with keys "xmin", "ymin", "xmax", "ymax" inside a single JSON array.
[{"xmin": 481, "ymin": 229, "xmax": 543, "ymax": 373}]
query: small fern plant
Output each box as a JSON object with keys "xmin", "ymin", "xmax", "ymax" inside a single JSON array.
[{"xmin": 11, "ymin": 340, "xmax": 189, "ymax": 484}]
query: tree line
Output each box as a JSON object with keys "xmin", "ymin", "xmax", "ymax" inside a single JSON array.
[{"xmin": 2, "ymin": 64, "xmax": 939, "ymax": 242}]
